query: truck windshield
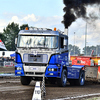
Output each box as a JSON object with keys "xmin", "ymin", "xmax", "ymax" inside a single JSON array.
[{"xmin": 17, "ymin": 35, "xmax": 58, "ymax": 49}]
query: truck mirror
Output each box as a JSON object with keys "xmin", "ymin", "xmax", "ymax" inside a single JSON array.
[
  {"xmin": 15, "ymin": 38, "xmax": 17, "ymax": 45},
  {"xmin": 64, "ymin": 39, "xmax": 67, "ymax": 46}
]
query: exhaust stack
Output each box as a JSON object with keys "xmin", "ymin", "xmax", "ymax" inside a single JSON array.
[{"xmin": 64, "ymin": 28, "xmax": 68, "ymax": 36}]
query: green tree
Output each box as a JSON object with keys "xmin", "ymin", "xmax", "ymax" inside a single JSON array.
[
  {"xmin": 69, "ymin": 44, "xmax": 80, "ymax": 55},
  {"xmin": 82, "ymin": 45, "xmax": 99, "ymax": 56},
  {"xmin": 20, "ymin": 24, "xmax": 29, "ymax": 30},
  {"xmin": 0, "ymin": 33, "xmax": 5, "ymax": 41},
  {"xmin": 3, "ymin": 22, "xmax": 19, "ymax": 51}
]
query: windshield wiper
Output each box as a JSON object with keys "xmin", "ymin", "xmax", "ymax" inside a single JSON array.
[{"xmin": 27, "ymin": 47, "xmax": 49, "ymax": 49}]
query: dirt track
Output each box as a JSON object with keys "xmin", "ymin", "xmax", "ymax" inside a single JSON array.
[{"xmin": 0, "ymin": 67, "xmax": 100, "ymax": 100}]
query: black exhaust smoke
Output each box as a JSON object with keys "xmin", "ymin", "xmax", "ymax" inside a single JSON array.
[{"xmin": 62, "ymin": 0, "xmax": 100, "ymax": 28}]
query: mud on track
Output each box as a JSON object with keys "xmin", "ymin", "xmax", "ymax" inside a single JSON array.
[
  {"xmin": 1, "ymin": 67, "xmax": 100, "ymax": 100},
  {"xmin": 1, "ymin": 78, "xmax": 100, "ymax": 100}
]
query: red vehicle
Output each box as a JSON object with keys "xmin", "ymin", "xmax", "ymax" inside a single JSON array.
[{"xmin": 71, "ymin": 55, "xmax": 100, "ymax": 82}]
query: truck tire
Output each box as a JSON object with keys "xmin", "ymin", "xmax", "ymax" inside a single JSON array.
[
  {"xmin": 20, "ymin": 76, "xmax": 32, "ymax": 85},
  {"xmin": 57, "ymin": 69, "xmax": 67, "ymax": 87},
  {"xmin": 75, "ymin": 70, "xmax": 85, "ymax": 86}
]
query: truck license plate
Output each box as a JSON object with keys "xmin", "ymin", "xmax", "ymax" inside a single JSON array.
[{"xmin": 29, "ymin": 67, "xmax": 38, "ymax": 71}]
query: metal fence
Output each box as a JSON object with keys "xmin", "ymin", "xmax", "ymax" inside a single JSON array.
[
  {"xmin": 0, "ymin": 61, "xmax": 16, "ymax": 67},
  {"xmin": 0, "ymin": 61, "xmax": 4, "ymax": 66}
]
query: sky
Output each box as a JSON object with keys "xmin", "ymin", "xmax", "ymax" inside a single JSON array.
[{"xmin": 0, "ymin": 0, "xmax": 100, "ymax": 53}]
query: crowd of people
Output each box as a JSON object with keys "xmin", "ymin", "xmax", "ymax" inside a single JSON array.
[
  {"xmin": 0, "ymin": 56, "xmax": 15, "ymax": 67},
  {"xmin": 0, "ymin": 56, "xmax": 15, "ymax": 62}
]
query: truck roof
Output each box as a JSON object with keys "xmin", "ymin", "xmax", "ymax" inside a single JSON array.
[{"xmin": 18, "ymin": 28, "xmax": 67, "ymax": 38}]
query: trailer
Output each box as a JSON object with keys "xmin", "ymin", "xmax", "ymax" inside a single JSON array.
[
  {"xmin": 15, "ymin": 27, "xmax": 85, "ymax": 87},
  {"xmin": 71, "ymin": 55, "xmax": 100, "ymax": 82}
]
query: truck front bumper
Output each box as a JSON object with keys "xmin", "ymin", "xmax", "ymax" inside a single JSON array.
[{"xmin": 15, "ymin": 64, "xmax": 61, "ymax": 78}]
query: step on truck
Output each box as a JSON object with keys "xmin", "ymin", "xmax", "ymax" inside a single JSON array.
[{"xmin": 15, "ymin": 27, "xmax": 85, "ymax": 87}]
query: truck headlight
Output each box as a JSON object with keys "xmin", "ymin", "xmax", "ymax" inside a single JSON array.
[
  {"xmin": 17, "ymin": 72, "xmax": 21, "ymax": 74},
  {"xmin": 52, "ymin": 68, "xmax": 54, "ymax": 71},
  {"xmin": 48, "ymin": 68, "xmax": 57, "ymax": 71},
  {"xmin": 49, "ymin": 73, "xmax": 54, "ymax": 75},
  {"xmin": 17, "ymin": 67, "xmax": 22, "ymax": 70},
  {"xmin": 48, "ymin": 68, "xmax": 52, "ymax": 71}
]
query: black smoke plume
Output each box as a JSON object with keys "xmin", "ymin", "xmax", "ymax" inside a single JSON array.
[{"xmin": 62, "ymin": 0, "xmax": 100, "ymax": 28}]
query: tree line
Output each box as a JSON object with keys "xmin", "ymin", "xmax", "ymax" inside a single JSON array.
[
  {"xmin": 69, "ymin": 44, "xmax": 100, "ymax": 56},
  {"xmin": 0, "ymin": 22, "xmax": 29, "ymax": 51},
  {"xmin": 0, "ymin": 22, "xmax": 99, "ymax": 56}
]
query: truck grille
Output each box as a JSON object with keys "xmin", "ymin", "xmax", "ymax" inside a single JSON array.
[
  {"xmin": 23, "ymin": 54, "xmax": 48, "ymax": 63},
  {"xmin": 25, "ymin": 72, "xmax": 43, "ymax": 75},
  {"xmin": 25, "ymin": 63, "xmax": 47, "ymax": 66},
  {"xmin": 26, "ymin": 72, "xmax": 34, "ymax": 75}
]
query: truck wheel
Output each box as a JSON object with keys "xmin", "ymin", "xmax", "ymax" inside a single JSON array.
[
  {"xmin": 20, "ymin": 76, "xmax": 32, "ymax": 85},
  {"xmin": 57, "ymin": 69, "xmax": 67, "ymax": 87},
  {"xmin": 75, "ymin": 70, "xmax": 85, "ymax": 86}
]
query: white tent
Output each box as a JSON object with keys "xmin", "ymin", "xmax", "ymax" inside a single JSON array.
[
  {"xmin": 0, "ymin": 51, "xmax": 15, "ymax": 57},
  {"xmin": 0, "ymin": 39, "xmax": 7, "ymax": 50}
]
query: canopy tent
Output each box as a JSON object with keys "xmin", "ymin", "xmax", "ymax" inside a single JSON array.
[
  {"xmin": 0, "ymin": 39, "xmax": 7, "ymax": 51},
  {"xmin": 10, "ymin": 53, "xmax": 15, "ymax": 57}
]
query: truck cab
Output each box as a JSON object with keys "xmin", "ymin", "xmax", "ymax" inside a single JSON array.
[{"xmin": 15, "ymin": 27, "xmax": 85, "ymax": 87}]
